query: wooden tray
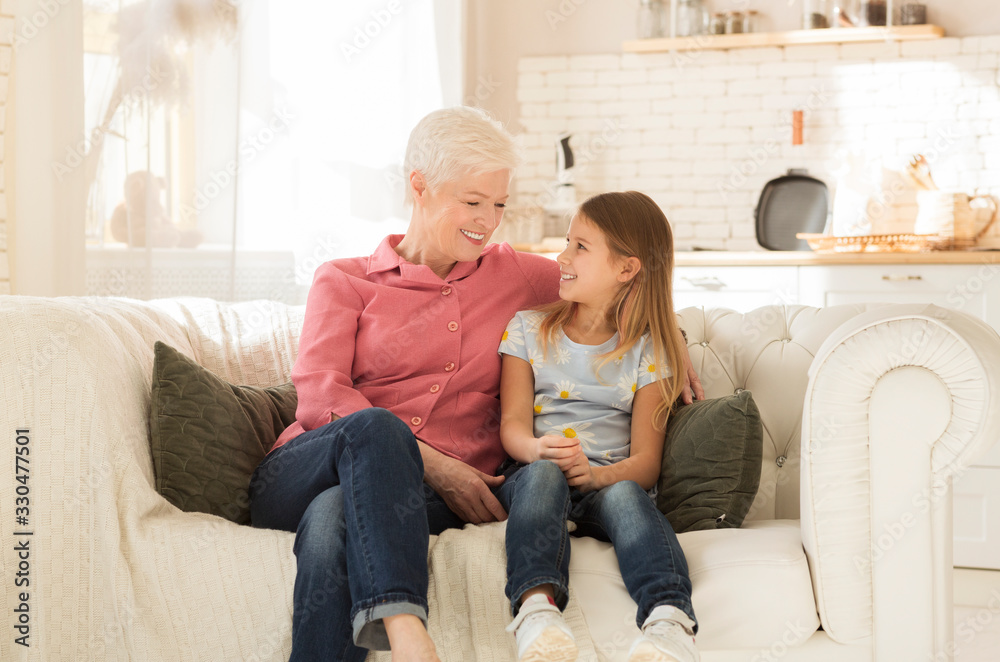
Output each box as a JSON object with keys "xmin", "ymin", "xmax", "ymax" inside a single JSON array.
[{"xmin": 796, "ymin": 233, "xmax": 974, "ymax": 253}]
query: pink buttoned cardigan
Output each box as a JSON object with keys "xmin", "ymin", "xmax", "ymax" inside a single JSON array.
[{"xmin": 271, "ymin": 235, "xmax": 561, "ymax": 475}]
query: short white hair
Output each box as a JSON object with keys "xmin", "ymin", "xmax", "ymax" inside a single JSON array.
[{"xmin": 403, "ymin": 106, "xmax": 522, "ymax": 206}]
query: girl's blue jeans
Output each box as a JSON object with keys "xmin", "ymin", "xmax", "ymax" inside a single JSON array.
[{"xmin": 499, "ymin": 459, "xmax": 698, "ymax": 632}]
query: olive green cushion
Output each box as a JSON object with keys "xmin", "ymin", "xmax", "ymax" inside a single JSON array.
[
  {"xmin": 657, "ymin": 391, "xmax": 763, "ymax": 533},
  {"xmin": 149, "ymin": 341, "xmax": 298, "ymax": 524}
]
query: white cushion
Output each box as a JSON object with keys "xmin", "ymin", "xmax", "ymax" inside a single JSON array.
[{"xmin": 569, "ymin": 520, "xmax": 819, "ymax": 660}]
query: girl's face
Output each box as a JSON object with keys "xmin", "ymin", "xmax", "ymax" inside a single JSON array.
[
  {"xmin": 417, "ymin": 169, "xmax": 510, "ymax": 265},
  {"xmin": 556, "ymin": 213, "xmax": 629, "ymax": 309}
]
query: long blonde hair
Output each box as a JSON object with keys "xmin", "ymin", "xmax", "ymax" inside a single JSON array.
[{"xmin": 538, "ymin": 191, "xmax": 685, "ymax": 429}]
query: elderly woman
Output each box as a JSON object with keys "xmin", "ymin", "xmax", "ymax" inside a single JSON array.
[{"xmin": 249, "ymin": 107, "xmax": 703, "ymax": 662}]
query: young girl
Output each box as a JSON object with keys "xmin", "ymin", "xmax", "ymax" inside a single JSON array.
[{"xmin": 496, "ymin": 191, "xmax": 698, "ymax": 662}]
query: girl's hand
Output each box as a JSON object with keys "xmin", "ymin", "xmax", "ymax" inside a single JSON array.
[
  {"xmin": 562, "ymin": 450, "xmax": 598, "ymax": 492},
  {"xmin": 534, "ymin": 435, "xmax": 580, "ymax": 471}
]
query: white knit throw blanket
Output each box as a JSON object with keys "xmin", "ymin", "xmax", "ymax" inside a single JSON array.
[
  {"xmin": 0, "ymin": 297, "xmax": 598, "ymax": 662},
  {"xmin": 370, "ymin": 521, "xmax": 598, "ymax": 662}
]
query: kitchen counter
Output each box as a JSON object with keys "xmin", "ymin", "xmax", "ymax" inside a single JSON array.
[
  {"xmin": 511, "ymin": 241, "xmax": 1000, "ymax": 266},
  {"xmin": 671, "ymin": 250, "xmax": 1000, "ymax": 266}
]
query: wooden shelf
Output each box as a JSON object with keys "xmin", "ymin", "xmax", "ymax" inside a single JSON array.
[{"xmin": 623, "ymin": 24, "xmax": 944, "ymax": 52}]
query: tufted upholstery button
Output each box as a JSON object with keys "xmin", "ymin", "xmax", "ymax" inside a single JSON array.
[
  {"xmin": 700, "ymin": 341, "xmax": 709, "ymax": 347},
  {"xmin": 441, "ymin": 286, "xmax": 452, "ymax": 296},
  {"xmin": 429, "ymin": 384, "xmax": 440, "ymax": 393},
  {"xmin": 735, "ymin": 388, "xmax": 744, "ymax": 394},
  {"xmin": 411, "ymin": 416, "xmax": 422, "ymax": 426},
  {"xmin": 444, "ymin": 362, "xmax": 455, "ymax": 372},
  {"xmin": 781, "ymin": 338, "xmax": 791, "ymax": 343},
  {"xmin": 776, "ymin": 455, "xmax": 787, "ymax": 468},
  {"xmin": 447, "ymin": 321, "xmax": 459, "ymax": 332}
]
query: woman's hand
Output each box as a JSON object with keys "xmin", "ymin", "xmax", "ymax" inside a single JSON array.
[
  {"xmin": 420, "ymin": 444, "xmax": 507, "ymax": 524},
  {"xmin": 561, "ymin": 448, "xmax": 598, "ymax": 492},
  {"xmin": 533, "ymin": 435, "xmax": 581, "ymax": 471},
  {"xmin": 680, "ymin": 344, "xmax": 705, "ymax": 404}
]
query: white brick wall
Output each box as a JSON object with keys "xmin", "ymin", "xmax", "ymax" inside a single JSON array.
[{"xmin": 515, "ymin": 36, "xmax": 1000, "ymax": 250}]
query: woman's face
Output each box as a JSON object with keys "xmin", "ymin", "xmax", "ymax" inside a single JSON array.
[{"xmin": 417, "ymin": 169, "xmax": 510, "ymax": 264}]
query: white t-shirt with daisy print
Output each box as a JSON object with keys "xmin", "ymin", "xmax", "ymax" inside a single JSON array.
[{"xmin": 498, "ymin": 309, "xmax": 671, "ymax": 467}]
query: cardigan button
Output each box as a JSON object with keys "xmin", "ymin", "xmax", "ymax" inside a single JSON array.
[
  {"xmin": 430, "ymin": 384, "xmax": 440, "ymax": 393},
  {"xmin": 444, "ymin": 362, "xmax": 455, "ymax": 372},
  {"xmin": 447, "ymin": 321, "xmax": 459, "ymax": 332},
  {"xmin": 411, "ymin": 416, "xmax": 422, "ymax": 426},
  {"xmin": 441, "ymin": 286, "xmax": 453, "ymax": 295}
]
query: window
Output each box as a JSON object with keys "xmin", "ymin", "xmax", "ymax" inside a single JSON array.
[{"xmin": 79, "ymin": 0, "xmax": 461, "ymax": 303}]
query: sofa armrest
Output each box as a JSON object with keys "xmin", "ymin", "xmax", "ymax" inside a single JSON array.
[{"xmin": 800, "ymin": 304, "xmax": 1000, "ymax": 658}]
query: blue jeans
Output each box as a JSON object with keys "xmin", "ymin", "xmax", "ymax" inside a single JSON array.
[
  {"xmin": 248, "ymin": 408, "xmax": 432, "ymax": 662},
  {"xmin": 498, "ymin": 460, "xmax": 698, "ymax": 632}
]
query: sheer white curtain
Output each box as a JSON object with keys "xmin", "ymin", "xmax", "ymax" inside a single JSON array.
[{"xmin": 74, "ymin": 0, "xmax": 461, "ymax": 303}]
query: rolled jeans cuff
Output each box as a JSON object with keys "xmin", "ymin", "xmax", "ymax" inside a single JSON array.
[
  {"xmin": 510, "ymin": 576, "xmax": 569, "ymax": 617},
  {"xmin": 352, "ymin": 595, "xmax": 429, "ymax": 651}
]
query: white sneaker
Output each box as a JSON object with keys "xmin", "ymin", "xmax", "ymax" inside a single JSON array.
[
  {"xmin": 506, "ymin": 594, "xmax": 578, "ymax": 662},
  {"xmin": 628, "ymin": 605, "xmax": 699, "ymax": 662}
]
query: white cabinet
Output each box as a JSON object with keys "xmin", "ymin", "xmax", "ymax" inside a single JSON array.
[
  {"xmin": 672, "ymin": 266, "xmax": 797, "ymax": 312},
  {"xmin": 798, "ymin": 264, "xmax": 1000, "ymax": 330},
  {"xmin": 675, "ymin": 259, "xmax": 1000, "ymax": 570}
]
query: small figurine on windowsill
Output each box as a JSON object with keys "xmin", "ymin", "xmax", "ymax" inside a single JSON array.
[{"xmin": 109, "ymin": 170, "xmax": 203, "ymax": 248}]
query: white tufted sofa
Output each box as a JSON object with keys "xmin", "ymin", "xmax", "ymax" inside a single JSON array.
[{"xmin": 1, "ymin": 296, "xmax": 998, "ymax": 662}]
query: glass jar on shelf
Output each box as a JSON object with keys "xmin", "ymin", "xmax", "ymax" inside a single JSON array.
[
  {"xmin": 676, "ymin": 0, "xmax": 709, "ymax": 36},
  {"xmin": 637, "ymin": 0, "xmax": 665, "ymax": 39},
  {"xmin": 803, "ymin": 0, "xmax": 832, "ymax": 29},
  {"xmin": 900, "ymin": 2, "xmax": 927, "ymax": 25},
  {"xmin": 709, "ymin": 12, "xmax": 726, "ymax": 35},
  {"xmin": 857, "ymin": 0, "xmax": 887, "ymax": 26},
  {"xmin": 742, "ymin": 10, "xmax": 759, "ymax": 33},
  {"xmin": 725, "ymin": 11, "xmax": 745, "ymax": 33}
]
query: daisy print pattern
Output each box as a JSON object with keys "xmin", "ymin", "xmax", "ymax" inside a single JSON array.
[
  {"xmin": 553, "ymin": 344, "xmax": 571, "ymax": 365},
  {"xmin": 615, "ymin": 371, "xmax": 639, "ymax": 410},
  {"xmin": 555, "ymin": 379, "xmax": 581, "ymax": 400},
  {"xmin": 527, "ymin": 347, "xmax": 544, "ymax": 376},
  {"xmin": 499, "ymin": 324, "xmax": 525, "ymax": 353},
  {"xmin": 639, "ymin": 353, "xmax": 660, "ymax": 381},
  {"xmin": 533, "ymin": 394, "xmax": 553, "ymax": 415},
  {"xmin": 541, "ymin": 419, "xmax": 596, "ymax": 447}
]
